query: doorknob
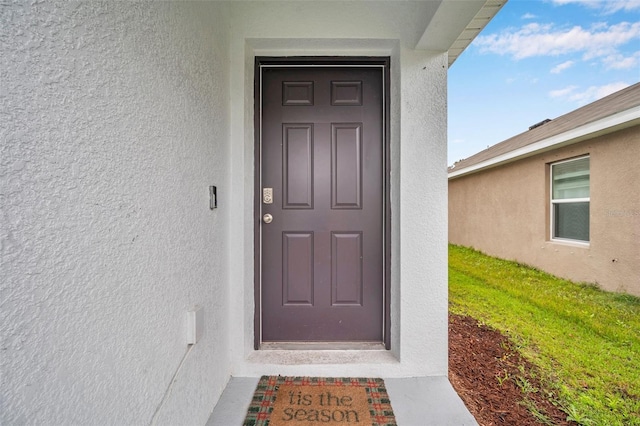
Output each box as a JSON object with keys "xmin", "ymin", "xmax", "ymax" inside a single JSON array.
[{"xmin": 263, "ymin": 213, "xmax": 273, "ymax": 224}]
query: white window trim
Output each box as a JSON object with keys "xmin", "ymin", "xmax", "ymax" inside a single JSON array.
[{"xmin": 550, "ymin": 156, "xmax": 590, "ymax": 245}]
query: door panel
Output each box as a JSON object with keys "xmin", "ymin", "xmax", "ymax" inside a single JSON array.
[
  {"xmin": 259, "ymin": 65, "xmax": 384, "ymax": 343},
  {"xmin": 331, "ymin": 123, "xmax": 362, "ymax": 209},
  {"xmin": 283, "ymin": 124, "xmax": 314, "ymax": 209},
  {"xmin": 282, "ymin": 232, "xmax": 314, "ymax": 306},
  {"xmin": 331, "ymin": 232, "xmax": 363, "ymax": 306}
]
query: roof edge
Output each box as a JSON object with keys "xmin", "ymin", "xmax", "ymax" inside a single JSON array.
[
  {"xmin": 448, "ymin": 105, "xmax": 640, "ymax": 179},
  {"xmin": 416, "ymin": 1, "xmax": 480, "ymax": 51},
  {"xmin": 414, "ymin": 0, "xmax": 506, "ymax": 66}
]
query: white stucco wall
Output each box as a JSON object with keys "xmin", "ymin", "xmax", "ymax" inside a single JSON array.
[
  {"xmin": 225, "ymin": 2, "xmax": 449, "ymax": 378},
  {"xmin": 1, "ymin": 2, "xmax": 231, "ymax": 424},
  {"xmin": 3, "ymin": 0, "xmax": 464, "ymax": 421}
]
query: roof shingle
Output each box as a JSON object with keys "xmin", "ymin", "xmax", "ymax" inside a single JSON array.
[{"xmin": 449, "ymin": 82, "xmax": 640, "ymax": 173}]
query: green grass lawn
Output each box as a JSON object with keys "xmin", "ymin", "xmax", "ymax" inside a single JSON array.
[{"xmin": 449, "ymin": 244, "xmax": 640, "ymax": 426}]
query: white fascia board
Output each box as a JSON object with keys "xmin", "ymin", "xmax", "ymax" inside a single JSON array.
[
  {"xmin": 416, "ymin": 0, "xmax": 486, "ymax": 51},
  {"xmin": 449, "ymin": 105, "xmax": 640, "ymax": 179}
]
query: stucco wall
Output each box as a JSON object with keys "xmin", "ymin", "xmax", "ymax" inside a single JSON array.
[
  {"xmin": 449, "ymin": 126, "xmax": 640, "ymax": 296},
  {"xmin": 226, "ymin": 1, "xmax": 449, "ymax": 377},
  {"xmin": 3, "ymin": 1, "xmax": 466, "ymax": 420},
  {"xmin": 1, "ymin": 2, "xmax": 231, "ymax": 424}
]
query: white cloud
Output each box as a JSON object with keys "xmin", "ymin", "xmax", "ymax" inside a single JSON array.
[
  {"xmin": 548, "ymin": 82, "xmax": 631, "ymax": 104},
  {"xmin": 473, "ymin": 21, "xmax": 640, "ymax": 64},
  {"xmin": 602, "ymin": 51, "xmax": 640, "ymax": 69},
  {"xmin": 551, "ymin": 0, "xmax": 640, "ymax": 13},
  {"xmin": 550, "ymin": 60, "xmax": 575, "ymax": 73},
  {"xmin": 551, "ymin": 0, "xmax": 605, "ymax": 8},
  {"xmin": 549, "ymin": 85, "xmax": 579, "ymax": 98},
  {"xmin": 522, "ymin": 13, "xmax": 537, "ymax": 19},
  {"xmin": 608, "ymin": 0, "xmax": 640, "ymax": 12}
]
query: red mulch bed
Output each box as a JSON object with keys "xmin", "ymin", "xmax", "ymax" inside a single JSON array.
[{"xmin": 449, "ymin": 313, "xmax": 576, "ymax": 426}]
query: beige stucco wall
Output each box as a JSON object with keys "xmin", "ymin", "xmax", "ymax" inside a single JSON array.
[{"xmin": 449, "ymin": 125, "xmax": 640, "ymax": 296}]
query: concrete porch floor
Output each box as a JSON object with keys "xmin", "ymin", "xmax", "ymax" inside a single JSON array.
[{"xmin": 207, "ymin": 376, "xmax": 478, "ymax": 426}]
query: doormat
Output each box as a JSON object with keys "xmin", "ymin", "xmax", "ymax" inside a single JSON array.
[{"xmin": 244, "ymin": 376, "xmax": 396, "ymax": 426}]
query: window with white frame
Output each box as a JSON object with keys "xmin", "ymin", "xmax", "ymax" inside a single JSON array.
[{"xmin": 551, "ymin": 156, "xmax": 590, "ymax": 243}]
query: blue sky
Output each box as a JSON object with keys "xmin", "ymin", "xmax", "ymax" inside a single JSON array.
[{"xmin": 448, "ymin": 0, "xmax": 640, "ymax": 166}]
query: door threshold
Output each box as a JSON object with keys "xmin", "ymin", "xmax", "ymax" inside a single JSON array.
[{"xmin": 260, "ymin": 342, "xmax": 386, "ymax": 351}]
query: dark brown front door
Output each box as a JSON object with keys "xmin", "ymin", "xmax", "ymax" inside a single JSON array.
[{"xmin": 257, "ymin": 59, "xmax": 388, "ymax": 344}]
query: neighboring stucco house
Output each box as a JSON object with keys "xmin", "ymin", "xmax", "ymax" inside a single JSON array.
[
  {"xmin": 1, "ymin": 1, "xmax": 506, "ymax": 424},
  {"xmin": 449, "ymin": 83, "xmax": 640, "ymax": 297}
]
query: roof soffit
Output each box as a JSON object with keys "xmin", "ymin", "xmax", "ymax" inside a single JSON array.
[{"xmin": 415, "ymin": 0, "xmax": 506, "ymax": 67}]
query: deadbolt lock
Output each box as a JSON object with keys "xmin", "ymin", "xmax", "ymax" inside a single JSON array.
[{"xmin": 263, "ymin": 188, "xmax": 273, "ymax": 204}]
